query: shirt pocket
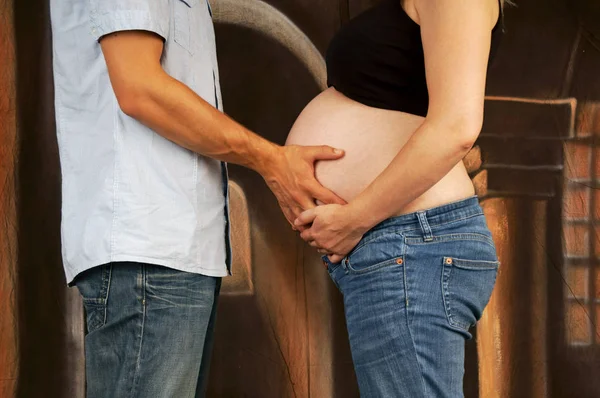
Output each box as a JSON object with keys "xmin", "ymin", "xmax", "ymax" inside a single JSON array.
[{"xmin": 174, "ymin": 0, "xmax": 200, "ymax": 54}]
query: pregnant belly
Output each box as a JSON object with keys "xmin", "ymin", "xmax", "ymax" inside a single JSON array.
[{"xmin": 285, "ymin": 87, "xmax": 474, "ymax": 215}]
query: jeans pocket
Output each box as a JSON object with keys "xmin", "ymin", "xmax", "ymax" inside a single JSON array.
[
  {"xmin": 441, "ymin": 257, "xmax": 499, "ymax": 332},
  {"xmin": 346, "ymin": 232, "xmax": 404, "ymax": 274},
  {"xmin": 75, "ymin": 265, "xmax": 112, "ymax": 333}
]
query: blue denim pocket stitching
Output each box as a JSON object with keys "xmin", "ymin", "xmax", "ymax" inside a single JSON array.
[
  {"xmin": 79, "ymin": 265, "xmax": 113, "ymax": 333},
  {"xmin": 344, "ymin": 231, "xmax": 404, "ymax": 274},
  {"xmin": 347, "ymin": 256, "xmax": 403, "ymax": 275},
  {"xmin": 451, "ymin": 257, "xmax": 500, "ymax": 270},
  {"xmin": 345, "ymin": 229, "xmax": 404, "ymax": 259},
  {"xmin": 441, "ymin": 256, "xmax": 499, "ymax": 332},
  {"xmin": 405, "ymin": 232, "xmax": 496, "ymax": 248}
]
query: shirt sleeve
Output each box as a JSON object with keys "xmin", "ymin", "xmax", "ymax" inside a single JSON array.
[{"xmin": 89, "ymin": 0, "xmax": 170, "ymax": 42}]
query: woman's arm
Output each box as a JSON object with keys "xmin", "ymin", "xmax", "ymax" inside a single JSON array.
[{"xmin": 296, "ymin": 0, "xmax": 499, "ymax": 260}]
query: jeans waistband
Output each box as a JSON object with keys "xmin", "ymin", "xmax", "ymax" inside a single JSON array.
[{"xmin": 366, "ymin": 196, "xmax": 483, "ymax": 240}]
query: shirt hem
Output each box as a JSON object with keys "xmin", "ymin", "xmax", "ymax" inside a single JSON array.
[{"xmin": 65, "ymin": 255, "xmax": 229, "ymax": 285}]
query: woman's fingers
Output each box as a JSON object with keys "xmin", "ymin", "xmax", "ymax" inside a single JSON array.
[
  {"xmin": 329, "ymin": 254, "xmax": 344, "ymax": 263},
  {"xmin": 300, "ymin": 229, "xmax": 313, "ymax": 242},
  {"xmin": 295, "ymin": 208, "xmax": 317, "ymax": 227}
]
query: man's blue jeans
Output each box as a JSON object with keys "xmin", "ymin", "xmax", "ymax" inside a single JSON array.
[{"xmin": 74, "ymin": 262, "xmax": 221, "ymax": 398}]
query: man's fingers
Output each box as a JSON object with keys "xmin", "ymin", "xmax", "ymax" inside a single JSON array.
[
  {"xmin": 280, "ymin": 205, "xmax": 296, "ymax": 227},
  {"xmin": 291, "ymin": 205, "xmax": 305, "ymax": 219},
  {"xmin": 295, "ymin": 196, "xmax": 317, "ymax": 212},
  {"xmin": 295, "ymin": 208, "xmax": 317, "ymax": 227},
  {"xmin": 307, "ymin": 145, "xmax": 345, "ymax": 161},
  {"xmin": 309, "ymin": 182, "xmax": 347, "ymax": 206}
]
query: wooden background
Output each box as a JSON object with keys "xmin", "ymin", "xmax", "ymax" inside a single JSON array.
[{"xmin": 2, "ymin": 0, "xmax": 600, "ymax": 397}]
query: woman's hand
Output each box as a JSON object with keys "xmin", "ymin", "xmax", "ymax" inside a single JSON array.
[{"xmin": 294, "ymin": 204, "xmax": 368, "ymax": 263}]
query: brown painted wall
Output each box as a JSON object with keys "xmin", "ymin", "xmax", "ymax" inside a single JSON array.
[
  {"xmin": 0, "ymin": 0, "xmax": 18, "ymax": 397},
  {"xmin": 1, "ymin": 0, "xmax": 600, "ymax": 397}
]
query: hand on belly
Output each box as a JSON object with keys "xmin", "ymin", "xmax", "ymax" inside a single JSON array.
[{"xmin": 285, "ymin": 88, "xmax": 423, "ymax": 202}]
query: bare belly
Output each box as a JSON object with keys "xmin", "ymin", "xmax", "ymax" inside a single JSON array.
[{"xmin": 285, "ymin": 87, "xmax": 475, "ymax": 216}]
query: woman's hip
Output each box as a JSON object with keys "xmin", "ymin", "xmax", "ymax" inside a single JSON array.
[{"xmin": 325, "ymin": 195, "xmax": 499, "ymax": 336}]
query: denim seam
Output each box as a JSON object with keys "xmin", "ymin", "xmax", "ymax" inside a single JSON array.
[
  {"xmin": 372, "ymin": 212, "xmax": 484, "ymax": 240},
  {"xmin": 405, "ymin": 233, "xmax": 495, "ymax": 247},
  {"xmin": 402, "ymin": 252, "xmax": 409, "ymax": 307},
  {"xmin": 102, "ymin": 265, "xmax": 113, "ymax": 327},
  {"xmin": 346, "ymin": 231, "xmax": 403, "ymax": 264},
  {"xmin": 130, "ymin": 265, "xmax": 147, "ymax": 398},
  {"xmin": 452, "ymin": 258, "xmax": 500, "ymax": 270},
  {"xmin": 442, "ymin": 259, "xmax": 458, "ymax": 329},
  {"xmin": 347, "ymin": 257, "xmax": 401, "ymax": 275},
  {"xmin": 403, "ymin": 257, "xmax": 427, "ymax": 393},
  {"xmin": 386, "ymin": 212, "xmax": 484, "ymax": 236},
  {"xmin": 425, "ymin": 212, "xmax": 484, "ymax": 229}
]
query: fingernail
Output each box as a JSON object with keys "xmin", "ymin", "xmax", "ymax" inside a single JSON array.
[{"xmin": 334, "ymin": 148, "xmax": 343, "ymax": 154}]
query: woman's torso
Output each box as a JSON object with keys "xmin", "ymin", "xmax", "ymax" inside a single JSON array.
[
  {"xmin": 286, "ymin": 0, "xmax": 502, "ymax": 216},
  {"xmin": 285, "ymin": 88, "xmax": 475, "ymax": 215}
]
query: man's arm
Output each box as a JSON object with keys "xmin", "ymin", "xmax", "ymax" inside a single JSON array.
[{"xmin": 99, "ymin": 31, "xmax": 345, "ymax": 225}]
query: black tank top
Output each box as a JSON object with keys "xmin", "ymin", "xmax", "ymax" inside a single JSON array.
[{"xmin": 326, "ymin": 0, "xmax": 504, "ymax": 116}]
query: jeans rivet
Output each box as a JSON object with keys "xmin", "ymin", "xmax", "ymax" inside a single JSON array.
[
  {"xmin": 446, "ymin": 258, "xmax": 453, "ymax": 264},
  {"xmin": 396, "ymin": 258, "xmax": 403, "ymax": 265}
]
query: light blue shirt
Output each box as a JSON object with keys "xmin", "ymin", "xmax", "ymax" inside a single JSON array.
[{"xmin": 50, "ymin": 0, "xmax": 231, "ymax": 283}]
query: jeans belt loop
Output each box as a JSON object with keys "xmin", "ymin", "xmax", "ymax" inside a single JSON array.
[{"xmin": 416, "ymin": 211, "xmax": 433, "ymax": 242}]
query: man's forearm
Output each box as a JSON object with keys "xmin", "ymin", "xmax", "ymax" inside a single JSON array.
[{"xmin": 120, "ymin": 68, "xmax": 279, "ymax": 176}]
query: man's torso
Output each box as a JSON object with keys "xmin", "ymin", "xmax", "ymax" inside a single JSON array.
[{"xmin": 50, "ymin": 0, "xmax": 230, "ymax": 283}]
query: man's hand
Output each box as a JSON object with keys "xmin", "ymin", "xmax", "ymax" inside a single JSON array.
[
  {"xmin": 99, "ymin": 31, "xmax": 345, "ymax": 227},
  {"xmin": 294, "ymin": 204, "xmax": 367, "ymax": 263},
  {"xmin": 263, "ymin": 145, "xmax": 346, "ymax": 227}
]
